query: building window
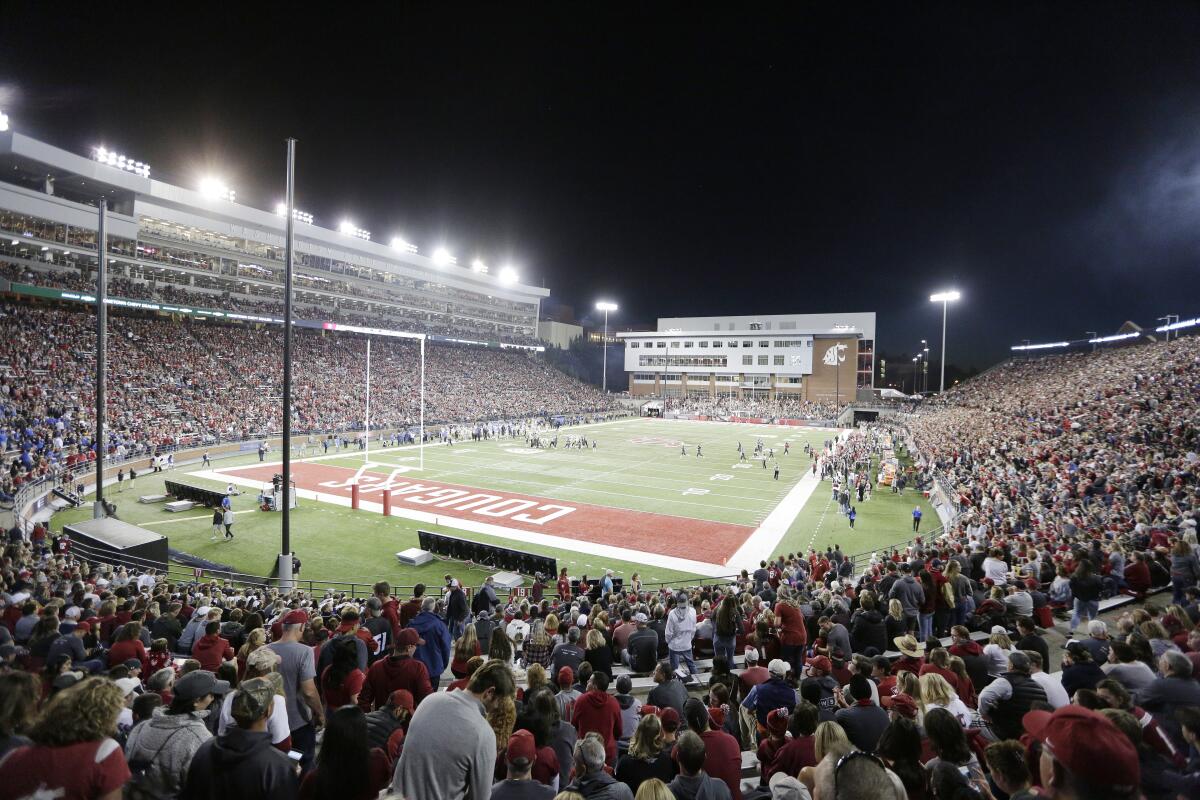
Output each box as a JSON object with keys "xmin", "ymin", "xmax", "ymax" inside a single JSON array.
[
  {"xmin": 774, "ymin": 355, "xmax": 785, "ymax": 365},
  {"xmin": 670, "ymin": 341, "xmax": 680, "ymax": 348},
  {"xmin": 757, "ymin": 355, "xmax": 768, "ymax": 365},
  {"xmin": 758, "ymin": 340, "xmax": 769, "ymax": 348},
  {"xmin": 742, "ymin": 355, "xmax": 753, "ymax": 366},
  {"xmin": 630, "ymin": 342, "xmax": 639, "ymax": 348},
  {"xmin": 743, "ymin": 341, "xmax": 752, "ymax": 348},
  {"xmin": 684, "ymin": 341, "xmax": 693, "ymax": 348},
  {"xmin": 656, "ymin": 341, "xmax": 666, "ymax": 348},
  {"xmin": 644, "ymin": 341, "xmax": 653, "ymax": 348},
  {"xmin": 728, "ymin": 341, "xmax": 738, "ymax": 348},
  {"xmin": 712, "ymin": 341, "xmax": 721, "ymax": 347},
  {"xmin": 698, "ymin": 341, "xmax": 708, "ymax": 348}
]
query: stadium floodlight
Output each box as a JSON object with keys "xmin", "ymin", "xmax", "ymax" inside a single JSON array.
[
  {"xmin": 390, "ymin": 236, "xmax": 418, "ymax": 254},
  {"xmin": 0, "ymin": 111, "xmax": 8, "ymax": 132},
  {"xmin": 93, "ymin": 146, "xmax": 150, "ymax": 178},
  {"xmin": 595, "ymin": 301, "xmax": 619, "ymax": 393},
  {"xmin": 338, "ymin": 220, "xmax": 371, "ymax": 241},
  {"xmin": 471, "ymin": 258, "xmax": 489, "ymax": 274},
  {"xmin": 1010, "ymin": 341, "xmax": 1070, "ymax": 351},
  {"xmin": 1156, "ymin": 315, "xmax": 1196, "ymax": 333},
  {"xmin": 274, "ymin": 203, "xmax": 313, "ymax": 225},
  {"xmin": 432, "ymin": 247, "xmax": 455, "ymax": 267},
  {"xmin": 498, "ymin": 265, "xmax": 519, "ymax": 285},
  {"xmin": 198, "ymin": 176, "xmax": 235, "ymax": 202},
  {"xmin": 1087, "ymin": 332, "xmax": 1140, "ymax": 344},
  {"xmin": 929, "ymin": 289, "xmax": 960, "ymax": 393}
]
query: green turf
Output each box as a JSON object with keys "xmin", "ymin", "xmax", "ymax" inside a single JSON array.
[
  {"xmin": 51, "ymin": 419, "xmax": 931, "ymax": 591},
  {"xmin": 317, "ymin": 419, "xmax": 823, "ymax": 526}
]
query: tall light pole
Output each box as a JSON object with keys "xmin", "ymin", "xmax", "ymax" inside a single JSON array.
[
  {"xmin": 595, "ymin": 301, "xmax": 618, "ymax": 393},
  {"xmin": 922, "ymin": 344, "xmax": 929, "ymax": 393},
  {"xmin": 929, "ymin": 290, "xmax": 961, "ymax": 394}
]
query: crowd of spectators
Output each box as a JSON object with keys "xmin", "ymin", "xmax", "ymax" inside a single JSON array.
[
  {"xmin": 0, "ymin": 300, "xmax": 619, "ymax": 499},
  {"xmin": 0, "ymin": 323, "xmax": 1197, "ymax": 799},
  {"xmin": 651, "ymin": 397, "xmax": 840, "ymax": 421}
]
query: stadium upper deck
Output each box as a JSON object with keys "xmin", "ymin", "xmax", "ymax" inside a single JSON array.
[{"xmin": 0, "ymin": 130, "xmax": 548, "ymax": 344}]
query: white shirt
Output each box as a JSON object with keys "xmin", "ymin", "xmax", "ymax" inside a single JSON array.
[
  {"xmin": 982, "ymin": 558, "xmax": 1009, "ymax": 585},
  {"xmin": 924, "ymin": 696, "xmax": 973, "ymax": 727},
  {"xmin": 218, "ymin": 689, "xmax": 291, "ymax": 744},
  {"xmin": 506, "ymin": 619, "xmax": 530, "ymax": 647},
  {"xmin": 1031, "ymin": 671, "xmax": 1070, "ymax": 709}
]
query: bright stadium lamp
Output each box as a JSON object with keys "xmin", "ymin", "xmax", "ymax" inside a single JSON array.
[
  {"xmin": 432, "ymin": 247, "xmax": 455, "ymax": 267},
  {"xmin": 929, "ymin": 289, "xmax": 961, "ymax": 394},
  {"xmin": 198, "ymin": 177, "xmax": 235, "ymax": 202},
  {"xmin": 471, "ymin": 258, "xmax": 489, "ymax": 274},
  {"xmin": 499, "ymin": 265, "xmax": 519, "ymax": 285},
  {"xmin": 595, "ymin": 301, "xmax": 618, "ymax": 393},
  {"xmin": 390, "ymin": 236, "xmax": 417, "ymax": 254},
  {"xmin": 338, "ymin": 220, "xmax": 370, "ymax": 240},
  {"xmin": 0, "ymin": 111, "xmax": 8, "ymax": 132}
]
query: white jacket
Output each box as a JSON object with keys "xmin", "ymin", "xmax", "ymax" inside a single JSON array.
[{"xmin": 665, "ymin": 605, "xmax": 697, "ymax": 653}]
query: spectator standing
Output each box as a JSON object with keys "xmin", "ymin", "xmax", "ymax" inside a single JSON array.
[
  {"xmin": 664, "ymin": 593, "xmax": 698, "ymax": 681},
  {"xmin": 359, "ymin": 627, "xmax": 432, "ymax": 711},
  {"xmin": 408, "ymin": 596, "xmax": 452, "ymax": 690},
  {"xmin": 490, "ymin": 729, "xmax": 555, "ymax": 800},
  {"xmin": 572, "ymin": 671, "xmax": 623, "ymax": 765},
  {"xmin": 267, "ymin": 610, "xmax": 324, "ymax": 767},
  {"xmin": 124, "ymin": 670, "xmax": 226, "ymax": 799},
  {"xmin": 393, "ymin": 660, "xmax": 516, "ymax": 800},
  {"xmin": 683, "ymin": 698, "xmax": 742, "ymax": 800},
  {"xmin": 182, "ymin": 677, "xmax": 298, "ymax": 800},
  {"xmin": 666, "ymin": 730, "xmax": 733, "ymax": 800},
  {"xmin": 298, "ymin": 706, "xmax": 390, "ymax": 800}
]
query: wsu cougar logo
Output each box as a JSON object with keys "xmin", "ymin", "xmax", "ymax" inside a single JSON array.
[{"xmin": 822, "ymin": 343, "xmax": 848, "ymax": 366}]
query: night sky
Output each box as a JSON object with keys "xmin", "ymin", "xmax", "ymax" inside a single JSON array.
[{"xmin": 2, "ymin": 4, "xmax": 1199, "ymax": 371}]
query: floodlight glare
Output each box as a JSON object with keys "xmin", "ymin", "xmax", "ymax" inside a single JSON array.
[
  {"xmin": 472, "ymin": 258, "xmax": 489, "ymax": 274},
  {"xmin": 595, "ymin": 301, "xmax": 618, "ymax": 312},
  {"xmin": 198, "ymin": 177, "xmax": 234, "ymax": 202},
  {"xmin": 93, "ymin": 145, "xmax": 150, "ymax": 178},
  {"xmin": 929, "ymin": 289, "xmax": 961, "ymax": 393},
  {"xmin": 432, "ymin": 247, "xmax": 455, "ymax": 267},
  {"xmin": 930, "ymin": 290, "xmax": 961, "ymax": 303},
  {"xmin": 390, "ymin": 236, "xmax": 417, "ymax": 254},
  {"xmin": 338, "ymin": 220, "xmax": 371, "ymax": 240},
  {"xmin": 498, "ymin": 265, "xmax": 519, "ymax": 285},
  {"xmin": 274, "ymin": 203, "xmax": 313, "ymax": 224},
  {"xmin": 0, "ymin": 111, "xmax": 8, "ymax": 132}
]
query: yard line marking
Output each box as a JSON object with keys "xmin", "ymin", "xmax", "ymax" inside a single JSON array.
[{"xmin": 140, "ymin": 509, "xmax": 257, "ymax": 526}]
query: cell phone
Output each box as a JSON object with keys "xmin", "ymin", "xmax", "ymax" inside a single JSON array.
[{"xmin": 286, "ymin": 751, "xmax": 302, "ymax": 762}]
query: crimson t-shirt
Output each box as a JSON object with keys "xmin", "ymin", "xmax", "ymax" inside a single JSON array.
[
  {"xmin": 321, "ymin": 666, "xmax": 365, "ymax": 708},
  {"xmin": 0, "ymin": 738, "xmax": 131, "ymax": 800}
]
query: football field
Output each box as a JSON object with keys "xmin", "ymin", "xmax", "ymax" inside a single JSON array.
[{"xmin": 55, "ymin": 418, "xmax": 936, "ymax": 590}]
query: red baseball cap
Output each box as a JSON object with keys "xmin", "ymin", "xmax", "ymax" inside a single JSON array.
[
  {"xmin": 396, "ymin": 628, "xmax": 425, "ymax": 648},
  {"xmin": 639, "ymin": 705, "xmax": 660, "ymax": 717},
  {"xmin": 807, "ymin": 655, "xmax": 832, "ymax": 674},
  {"xmin": 388, "ymin": 689, "xmax": 415, "ymax": 713},
  {"xmin": 766, "ymin": 708, "xmax": 789, "ymax": 736},
  {"xmin": 75, "ymin": 621, "xmax": 91, "ymax": 633},
  {"xmin": 557, "ymin": 666, "xmax": 575, "ymax": 686},
  {"xmin": 506, "ymin": 729, "xmax": 537, "ymax": 764},
  {"xmin": 1023, "ymin": 706, "xmax": 1139, "ymax": 790},
  {"xmin": 658, "ymin": 707, "xmax": 681, "ymax": 732},
  {"xmin": 281, "ymin": 609, "xmax": 308, "ymax": 626},
  {"xmin": 881, "ymin": 693, "xmax": 918, "ymax": 719}
]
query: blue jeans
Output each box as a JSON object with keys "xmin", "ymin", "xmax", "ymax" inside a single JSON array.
[
  {"xmin": 713, "ymin": 635, "xmax": 737, "ymax": 669},
  {"xmin": 1172, "ymin": 578, "xmax": 1191, "ymax": 606},
  {"xmin": 669, "ymin": 648, "xmax": 697, "ymax": 677},
  {"xmin": 918, "ymin": 613, "xmax": 934, "ymax": 642},
  {"xmin": 1070, "ymin": 599, "xmax": 1099, "ymax": 633}
]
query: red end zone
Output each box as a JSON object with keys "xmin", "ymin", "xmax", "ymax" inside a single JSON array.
[{"xmin": 220, "ymin": 462, "xmax": 753, "ymax": 564}]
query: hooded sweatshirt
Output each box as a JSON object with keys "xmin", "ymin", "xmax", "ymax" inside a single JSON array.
[
  {"xmin": 665, "ymin": 605, "xmax": 697, "ymax": 653},
  {"xmin": 125, "ymin": 709, "xmax": 212, "ymax": 799},
  {"xmin": 182, "ymin": 726, "xmax": 299, "ymax": 800},
  {"xmin": 615, "ymin": 693, "xmax": 641, "ymax": 746},
  {"xmin": 408, "ymin": 611, "xmax": 452, "ymax": 682},
  {"xmin": 359, "ymin": 653, "xmax": 433, "ymax": 711},
  {"xmin": 572, "ymin": 689, "xmax": 623, "ymax": 763}
]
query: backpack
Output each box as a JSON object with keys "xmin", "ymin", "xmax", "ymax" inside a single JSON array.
[{"xmin": 125, "ymin": 726, "xmax": 187, "ymax": 800}]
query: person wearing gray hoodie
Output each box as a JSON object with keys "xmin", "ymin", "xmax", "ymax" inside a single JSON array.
[
  {"xmin": 125, "ymin": 670, "xmax": 228, "ymax": 799},
  {"xmin": 665, "ymin": 593, "xmax": 698, "ymax": 680},
  {"xmin": 888, "ymin": 565, "xmax": 924, "ymax": 629}
]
